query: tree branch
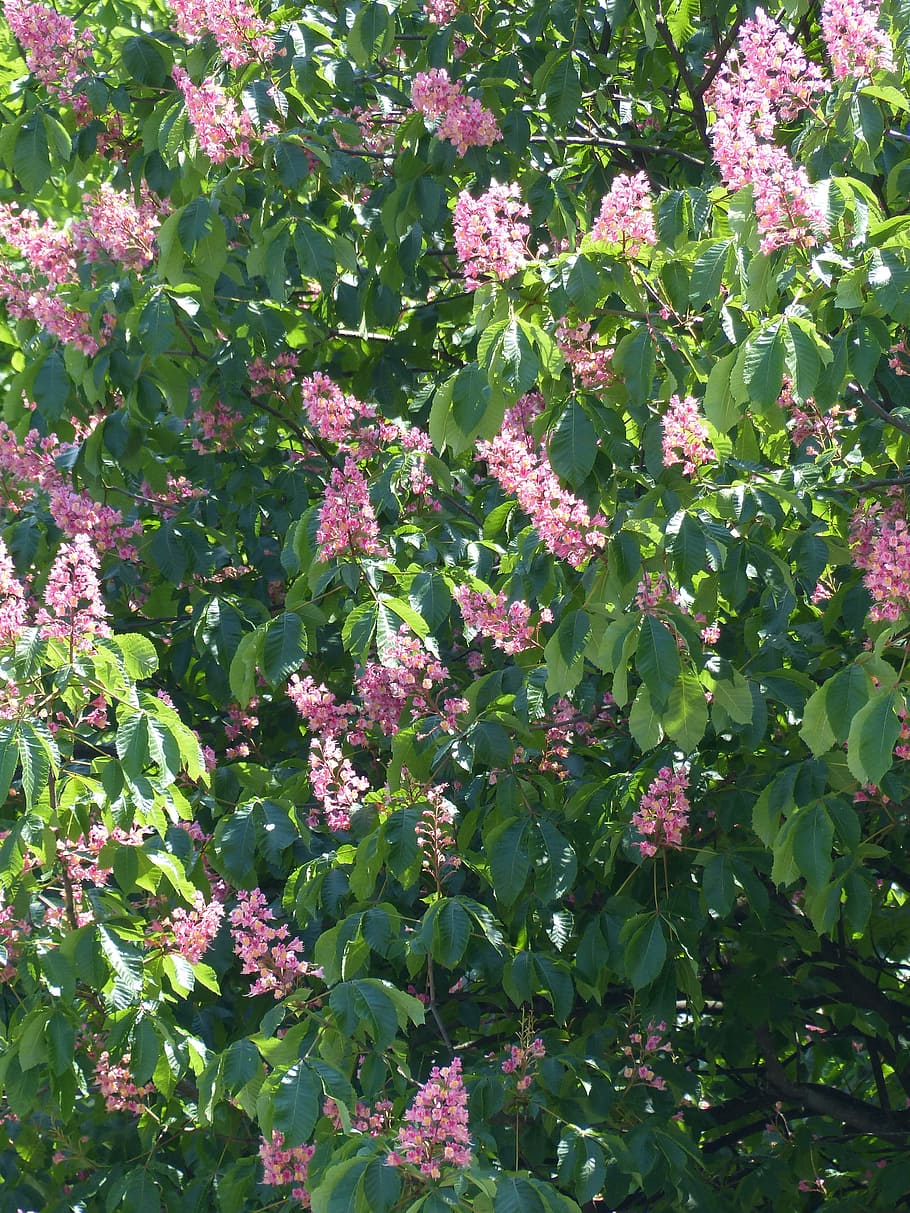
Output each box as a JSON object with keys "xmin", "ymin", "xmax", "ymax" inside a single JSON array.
[{"xmin": 851, "ymin": 382, "xmax": 910, "ymax": 437}]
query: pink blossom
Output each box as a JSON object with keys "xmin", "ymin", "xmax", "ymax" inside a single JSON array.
[
  {"xmin": 821, "ymin": 0, "xmax": 893, "ymax": 80},
  {"xmin": 590, "ymin": 173, "xmax": 657, "ymax": 258},
  {"xmin": 424, "ymin": 0, "xmax": 459, "ymax": 22},
  {"xmin": 93, "ymin": 1051, "xmax": 154, "ymax": 1114},
  {"xmin": 387, "ymin": 1057, "xmax": 472, "ymax": 1179},
  {"xmin": 36, "ymin": 535, "xmax": 110, "ymax": 650},
  {"xmin": 477, "ymin": 393, "xmax": 608, "ymax": 567},
  {"xmin": 228, "ymin": 888, "xmax": 319, "ymax": 998},
  {"xmin": 454, "ymin": 585, "xmax": 535, "ymax": 653},
  {"xmin": 661, "ymin": 395, "xmax": 715, "ymax": 475},
  {"xmin": 260, "ymin": 1131, "xmax": 314, "ymax": 1205},
  {"xmin": 851, "ymin": 500, "xmax": 910, "ymax": 621},
  {"xmin": 0, "ymin": 539, "xmax": 28, "ymax": 645},
  {"xmin": 415, "ymin": 784, "xmax": 461, "ymax": 887},
  {"xmin": 299, "ymin": 373, "xmax": 376, "ymax": 446},
  {"xmin": 163, "ymin": 892, "xmax": 224, "ymax": 964},
  {"xmin": 412, "ymin": 70, "xmax": 500, "ymax": 157},
  {"xmin": 168, "ymin": 0, "xmax": 273, "ymax": 67},
  {"xmin": 307, "ymin": 736, "xmax": 370, "ymax": 832},
  {"xmin": 453, "ymin": 183, "xmax": 529, "ymax": 289},
  {"xmin": 3, "ymin": 0, "xmax": 93, "ymax": 96},
  {"xmin": 172, "ymin": 66, "xmax": 255, "ymax": 163},
  {"xmin": 288, "ymin": 673, "xmax": 356, "ymax": 737},
  {"xmin": 355, "ymin": 626, "xmax": 453, "ymax": 737},
  {"xmin": 316, "ymin": 458, "xmax": 386, "ymax": 562},
  {"xmin": 632, "ymin": 766, "xmax": 690, "ymax": 857},
  {"xmin": 556, "ymin": 319, "xmax": 615, "ymax": 389},
  {"xmin": 72, "ymin": 184, "xmax": 164, "ymax": 271}
]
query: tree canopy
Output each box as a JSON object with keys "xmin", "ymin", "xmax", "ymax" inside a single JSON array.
[{"xmin": 1, "ymin": 0, "xmax": 910, "ymax": 1209}]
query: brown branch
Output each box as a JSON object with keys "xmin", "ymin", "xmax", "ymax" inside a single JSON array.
[
  {"xmin": 851, "ymin": 382, "xmax": 910, "ymax": 437},
  {"xmin": 654, "ymin": 17, "xmax": 709, "ymax": 147}
]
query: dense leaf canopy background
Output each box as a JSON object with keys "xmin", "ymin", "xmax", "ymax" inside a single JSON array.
[{"xmin": 1, "ymin": 0, "xmax": 910, "ymax": 1209}]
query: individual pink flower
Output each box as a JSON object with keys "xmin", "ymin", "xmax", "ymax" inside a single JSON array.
[
  {"xmin": 632, "ymin": 766, "xmax": 690, "ymax": 857},
  {"xmin": 36, "ymin": 534, "xmax": 110, "ymax": 649},
  {"xmin": 453, "ymin": 183, "xmax": 530, "ymax": 289},
  {"xmin": 661, "ymin": 395, "xmax": 715, "ymax": 475},
  {"xmin": 821, "ymin": 0, "xmax": 893, "ymax": 80},
  {"xmin": 316, "ymin": 458, "xmax": 386, "ymax": 562},
  {"xmin": 387, "ymin": 1057, "xmax": 472, "ymax": 1179},
  {"xmin": 172, "ymin": 66, "xmax": 255, "ymax": 163},
  {"xmin": 590, "ymin": 173, "xmax": 657, "ymax": 258}
]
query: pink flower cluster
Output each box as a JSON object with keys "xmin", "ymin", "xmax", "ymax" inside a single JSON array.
[
  {"xmin": 93, "ymin": 1050, "xmax": 154, "ymax": 1114},
  {"xmin": 192, "ymin": 397, "xmax": 246, "ymax": 453},
  {"xmin": 0, "ymin": 540, "xmax": 28, "ymax": 645},
  {"xmin": 556, "ymin": 319, "xmax": 616, "ymax": 389},
  {"xmin": 780, "ymin": 379, "xmax": 854, "ymax": 453},
  {"xmin": 502, "ymin": 1036, "xmax": 545, "ymax": 1093},
  {"xmin": 249, "ymin": 351, "xmax": 299, "ymax": 396},
  {"xmin": 412, "ymin": 69, "xmax": 500, "ymax": 157},
  {"xmin": 661, "ymin": 394, "xmax": 715, "ymax": 475},
  {"xmin": 416, "ymin": 783, "xmax": 461, "ymax": 888},
  {"xmin": 259, "ymin": 1131, "xmax": 314, "ymax": 1206},
  {"xmin": 168, "ymin": 0, "xmax": 273, "ymax": 67},
  {"xmin": 288, "ymin": 673, "xmax": 356, "ymax": 737},
  {"xmin": 316, "ymin": 458, "xmax": 387, "ymax": 562},
  {"xmin": 477, "ymin": 392, "xmax": 608, "ymax": 567},
  {"xmin": 356, "ymin": 626, "xmax": 458, "ymax": 736},
  {"xmin": 590, "ymin": 173, "xmax": 657, "ymax": 258},
  {"xmin": 454, "ymin": 584, "xmax": 535, "ymax": 653},
  {"xmin": 3, "ymin": 0, "xmax": 93, "ymax": 96},
  {"xmin": 229, "ymin": 888, "xmax": 319, "ymax": 998},
  {"xmin": 850, "ymin": 498, "xmax": 910, "ymax": 621},
  {"xmin": 172, "ymin": 66, "xmax": 255, "ymax": 163},
  {"xmin": 0, "ymin": 424, "xmax": 141, "ymax": 558},
  {"xmin": 387, "ymin": 1057, "xmax": 472, "ymax": 1179},
  {"xmin": 72, "ymin": 184, "xmax": 163, "ymax": 271},
  {"xmin": 307, "ymin": 736, "xmax": 370, "ymax": 832},
  {"xmin": 323, "ymin": 1095, "xmax": 393, "ymax": 1136},
  {"xmin": 707, "ymin": 11, "xmax": 828, "ymax": 253},
  {"xmin": 621, "ymin": 1021, "xmax": 671, "ymax": 1090},
  {"xmin": 299, "ymin": 372, "xmax": 377, "ymax": 446},
  {"xmin": 632, "ymin": 766, "xmax": 691, "ymax": 858},
  {"xmin": 0, "ymin": 896, "xmax": 30, "ymax": 981},
  {"xmin": 424, "ymin": 0, "xmax": 459, "ymax": 22},
  {"xmin": 35, "ymin": 534, "xmax": 110, "ymax": 650},
  {"xmin": 162, "ymin": 892, "xmax": 224, "ymax": 964},
  {"xmin": 453, "ymin": 183, "xmax": 530, "ymax": 289},
  {"xmin": 821, "ymin": 0, "xmax": 893, "ymax": 81}
]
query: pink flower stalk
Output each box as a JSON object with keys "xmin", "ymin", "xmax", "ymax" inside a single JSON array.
[
  {"xmin": 476, "ymin": 393, "xmax": 608, "ymax": 567},
  {"xmin": 228, "ymin": 888, "xmax": 319, "ymax": 998},
  {"xmin": 555, "ymin": 319, "xmax": 616, "ymax": 389},
  {"xmin": 0, "ymin": 897, "xmax": 30, "ymax": 981},
  {"xmin": 260, "ymin": 1131, "xmax": 314, "ymax": 1206},
  {"xmin": 172, "ymin": 66, "xmax": 255, "ymax": 163},
  {"xmin": 661, "ymin": 395, "xmax": 715, "ymax": 475},
  {"xmin": 412, "ymin": 70, "xmax": 500, "ymax": 157},
  {"xmin": 415, "ymin": 784, "xmax": 461, "ymax": 888},
  {"xmin": 502, "ymin": 1036, "xmax": 545, "ymax": 1092},
  {"xmin": 0, "ymin": 203, "xmax": 77, "ymax": 285},
  {"xmin": 355, "ymin": 626, "xmax": 453, "ymax": 737},
  {"xmin": 590, "ymin": 172, "xmax": 657, "ymax": 258},
  {"xmin": 192, "ymin": 398, "xmax": 246, "ymax": 452},
  {"xmin": 780, "ymin": 379, "xmax": 854, "ymax": 452},
  {"xmin": 94, "ymin": 1051, "xmax": 154, "ymax": 1114},
  {"xmin": 632, "ymin": 766, "xmax": 690, "ymax": 858},
  {"xmin": 299, "ymin": 373, "xmax": 377, "ymax": 446},
  {"xmin": 316, "ymin": 458, "xmax": 386, "ymax": 562},
  {"xmin": 387, "ymin": 1057, "xmax": 472, "ymax": 1179},
  {"xmin": 249, "ymin": 351, "xmax": 299, "ymax": 396},
  {"xmin": 164, "ymin": 892, "xmax": 225, "ymax": 964},
  {"xmin": 323, "ymin": 1096, "xmax": 393, "ymax": 1136},
  {"xmin": 307, "ymin": 736, "xmax": 370, "ymax": 831},
  {"xmin": 36, "ymin": 534, "xmax": 110, "ymax": 650},
  {"xmin": 621, "ymin": 1021, "xmax": 671, "ymax": 1090},
  {"xmin": 168, "ymin": 0, "xmax": 273, "ymax": 67},
  {"xmin": 851, "ymin": 501, "xmax": 910, "ymax": 621},
  {"xmin": 454, "ymin": 585, "xmax": 535, "ymax": 653},
  {"xmin": 3, "ymin": 0, "xmax": 93, "ymax": 96},
  {"xmin": 453, "ymin": 183, "xmax": 530, "ymax": 289},
  {"xmin": 72, "ymin": 184, "xmax": 164, "ymax": 271},
  {"xmin": 288, "ymin": 673, "xmax": 356, "ymax": 737},
  {"xmin": 706, "ymin": 12, "xmax": 829, "ymax": 252},
  {"xmin": 0, "ymin": 539, "xmax": 28, "ymax": 645},
  {"xmin": 821, "ymin": 0, "xmax": 893, "ymax": 80}
]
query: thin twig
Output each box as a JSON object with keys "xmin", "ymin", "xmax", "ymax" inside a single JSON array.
[{"xmin": 851, "ymin": 382, "xmax": 910, "ymax": 437}]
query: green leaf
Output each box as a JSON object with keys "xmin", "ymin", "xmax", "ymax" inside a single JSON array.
[
  {"xmin": 0, "ymin": 723, "xmax": 19, "ymax": 805},
  {"xmin": 293, "ymin": 221, "xmax": 336, "ymax": 288},
  {"xmin": 116, "ymin": 711, "xmax": 150, "ymax": 778},
  {"xmin": 271, "ymin": 1062, "xmax": 320, "ymax": 1148},
  {"xmin": 229, "ymin": 628, "xmax": 264, "ymax": 707},
  {"xmin": 625, "ymin": 916, "xmax": 667, "ymax": 989},
  {"xmin": 800, "ymin": 682, "xmax": 836, "ymax": 757},
  {"xmin": 112, "ymin": 634, "xmax": 159, "ymax": 680},
  {"xmin": 689, "ymin": 240, "xmax": 730, "ymax": 310},
  {"xmin": 212, "ymin": 806, "xmax": 258, "ymax": 886},
  {"xmin": 825, "ymin": 664, "xmax": 872, "ymax": 743},
  {"xmin": 537, "ymin": 54, "xmax": 582, "ymax": 129},
  {"xmin": 629, "ymin": 684, "xmax": 663, "ymax": 750},
  {"xmin": 663, "ymin": 671, "xmax": 708, "ymax": 750},
  {"xmin": 496, "ymin": 1177, "xmax": 547, "ymax": 1213},
  {"xmin": 18, "ymin": 720, "xmax": 57, "ymax": 809},
  {"xmin": 536, "ymin": 819, "xmax": 578, "ymax": 903},
  {"xmin": 706, "ymin": 669, "xmax": 753, "ymax": 725},
  {"xmin": 121, "ymin": 35, "xmax": 169, "ymax": 86},
  {"xmin": 702, "ymin": 853, "xmax": 736, "ymax": 916},
  {"xmin": 846, "ymin": 690, "xmax": 901, "ymax": 786},
  {"xmin": 262, "ymin": 612, "xmax": 308, "ymax": 685},
  {"xmin": 636, "ymin": 616, "xmax": 680, "ymax": 711},
  {"xmin": 791, "ymin": 802, "xmax": 834, "ymax": 888},
  {"xmin": 328, "ymin": 980, "xmax": 399, "ymax": 1048},
  {"xmin": 137, "ymin": 292, "xmax": 177, "ymax": 357},
  {"xmin": 409, "ymin": 572, "xmax": 452, "ymax": 630},
  {"xmin": 488, "ymin": 817, "xmax": 531, "ymax": 906},
  {"xmin": 97, "ymin": 926, "xmax": 144, "ymax": 999},
  {"xmin": 14, "ymin": 112, "xmax": 50, "ymax": 192},
  {"xmin": 426, "ymin": 898, "xmax": 471, "ymax": 968},
  {"xmin": 740, "ymin": 319, "xmax": 785, "ymax": 406},
  {"xmin": 348, "ymin": 2, "xmax": 394, "ymax": 67},
  {"xmin": 118, "ymin": 1169, "xmax": 162, "ymax": 1213},
  {"xmin": 341, "ymin": 601, "xmax": 377, "ymax": 664},
  {"xmin": 549, "ymin": 401, "xmax": 597, "ymax": 486},
  {"xmin": 545, "ymin": 609, "xmax": 590, "ymax": 695}
]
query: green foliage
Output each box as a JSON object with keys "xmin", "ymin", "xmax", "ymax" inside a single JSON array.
[{"xmin": 1, "ymin": 1, "xmax": 910, "ymax": 1211}]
